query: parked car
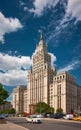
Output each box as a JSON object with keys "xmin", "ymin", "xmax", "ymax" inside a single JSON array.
[
  {"xmin": 26, "ymin": 115, "xmax": 42, "ymax": 123},
  {"xmin": 73, "ymin": 115, "xmax": 81, "ymax": 121},
  {"xmin": 0, "ymin": 114, "xmax": 5, "ymax": 119},
  {"xmin": 36, "ymin": 114, "xmax": 44, "ymax": 118},
  {"xmin": 63, "ymin": 114, "xmax": 73, "ymax": 120},
  {"xmin": 54, "ymin": 113, "xmax": 65, "ymax": 119},
  {"xmin": 43, "ymin": 113, "xmax": 54, "ymax": 118}
]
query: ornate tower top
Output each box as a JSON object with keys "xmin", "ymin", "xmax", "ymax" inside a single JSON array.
[
  {"xmin": 40, "ymin": 29, "xmax": 43, "ymax": 40},
  {"xmin": 36, "ymin": 29, "xmax": 47, "ymax": 52}
]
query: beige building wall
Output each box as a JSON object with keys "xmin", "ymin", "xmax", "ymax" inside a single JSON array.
[
  {"xmin": 52, "ymin": 71, "xmax": 77, "ymax": 113},
  {"xmin": 13, "ymin": 32, "xmax": 81, "ymax": 114},
  {"xmin": 77, "ymin": 86, "xmax": 81, "ymax": 112},
  {"xmin": 13, "ymin": 85, "xmax": 26, "ymax": 114},
  {"xmin": 66, "ymin": 74, "xmax": 77, "ymax": 113},
  {"xmin": 27, "ymin": 32, "xmax": 56, "ymax": 113},
  {"xmin": 53, "ymin": 72, "xmax": 66, "ymax": 113},
  {"xmin": 24, "ymin": 89, "xmax": 28, "ymax": 113}
]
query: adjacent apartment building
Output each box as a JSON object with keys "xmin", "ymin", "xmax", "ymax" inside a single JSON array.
[
  {"xmin": 0, "ymin": 101, "xmax": 12, "ymax": 111},
  {"xmin": 13, "ymin": 85, "xmax": 27, "ymax": 114},
  {"xmin": 13, "ymin": 32, "xmax": 81, "ymax": 114}
]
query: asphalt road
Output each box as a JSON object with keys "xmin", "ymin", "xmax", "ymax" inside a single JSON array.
[{"xmin": 6, "ymin": 117, "xmax": 81, "ymax": 130}]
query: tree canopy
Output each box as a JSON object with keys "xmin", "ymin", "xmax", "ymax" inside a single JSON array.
[
  {"xmin": 0, "ymin": 108, "xmax": 16, "ymax": 114},
  {"xmin": 0, "ymin": 83, "xmax": 9, "ymax": 105},
  {"xmin": 8, "ymin": 108, "xmax": 16, "ymax": 114},
  {"xmin": 56, "ymin": 108, "xmax": 63, "ymax": 113},
  {"xmin": 35, "ymin": 102, "xmax": 54, "ymax": 114}
]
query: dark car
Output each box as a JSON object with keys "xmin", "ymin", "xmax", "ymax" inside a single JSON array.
[
  {"xmin": 54, "ymin": 113, "xmax": 65, "ymax": 119},
  {"xmin": 43, "ymin": 114, "xmax": 54, "ymax": 118},
  {"xmin": 0, "ymin": 115, "xmax": 5, "ymax": 119}
]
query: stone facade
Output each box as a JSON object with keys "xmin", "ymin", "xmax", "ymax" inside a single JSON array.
[
  {"xmin": 27, "ymin": 32, "xmax": 56, "ymax": 113},
  {"xmin": 53, "ymin": 71, "xmax": 77, "ymax": 113},
  {"xmin": 24, "ymin": 89, "xmax": 28, "ymax": 113},
  {"xmin": 77, "ymin": 86, "xmax": 81, "ymax": 112},
  {"xmin": 0, "ymin": 101, "xmax": 12, "ymax": 111},
  {"xmin": 13, "ymin": 32, "xmax": 81, "ymax": 114},
  {"xmin": 13, "ymin": 85, "xmax": 26, "ymax": 114}
]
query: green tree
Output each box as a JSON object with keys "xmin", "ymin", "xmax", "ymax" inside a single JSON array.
[
  {"xmin": 50, "ymin": 107, "xmax": 54, "ymax": 114},
  {"xmin": 0, "ymin": 110, "xmax": 3, "ymax": 114},
  {"xmin": 0, "ymin": 83, "xmax": 9, "ymax": 105},
  {"xmin": 56, "ymin": 108, "xmax": 63, "ymax": 113},
  {"xmin": 8, "ymin": 108, "xmax": 16, "ymax": 114},
  {"xmin": 35, "ymin": 102, "xmax": 54, "ymax": 114},
  {"xmin": 0, "ymin": 108, "xmax": 16, "ymax": 114}
]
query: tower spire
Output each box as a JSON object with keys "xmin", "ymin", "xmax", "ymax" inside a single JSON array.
[{"xmin": 40, "ymin": 29, "xmax": 43, "ymax": 40}]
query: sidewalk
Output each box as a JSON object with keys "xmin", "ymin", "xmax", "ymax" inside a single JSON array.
[{"xmin": 0, "ymin": 121, "xmax": 29, "ymax": 130}]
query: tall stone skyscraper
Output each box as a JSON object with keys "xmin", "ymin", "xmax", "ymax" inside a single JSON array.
[
  {"xmin": 13, "ymin": 31, "xmax": 81, "ymax": 114},
  {"xmin": 27, "ymin": 31, "xmax": 56, "ymax": 113}
]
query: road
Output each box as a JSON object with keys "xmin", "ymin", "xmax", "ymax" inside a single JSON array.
[{"xmin": 6, "ymin": 117, "xmax": 81, "ymax": 130}]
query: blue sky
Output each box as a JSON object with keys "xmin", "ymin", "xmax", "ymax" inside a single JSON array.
[{"xmin": 0, "ymin": 0, "xmax": 81, "ymax": 101}]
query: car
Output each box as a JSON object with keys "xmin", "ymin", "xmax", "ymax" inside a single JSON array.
[
  {"xmin": 79, "ymin": 116, "xmax": 81, "ymax": 121},
  {"xmin": 26, "ymin": 115, "xmax": 42, "ymax": 123},
  {"xmin": 0, "ymin": 115, "xmax": 5, "ymax": 119},
  {"xmin": 54, "ymin": 113, "xmax": 65, "ymax": 119},
  {"xmin": 73, "ymin": 116, "xmax": 81, "ymax": 121},
  {"xmin": 36, "ymin": 114, "xmax": 44, "ymax": 118},
  {"xmin": 63, "ymin": 114, "xmax": 73, "ymax": 120}
]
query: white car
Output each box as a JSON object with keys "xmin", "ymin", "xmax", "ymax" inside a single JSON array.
[
  {"xmin": 63, "ymin": 114, "xmax": 73, "ymax": 120},
  {"xmin": 26, "ymin": 115, "xmax": 42, "ymax": 123}
]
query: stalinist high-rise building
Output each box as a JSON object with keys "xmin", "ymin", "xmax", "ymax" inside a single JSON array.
[
  {"xmin": 27, "ymin": 31, "xmax": 56, "ymax": 113},
  {"xmin": 13, "ymin": 31, "xmax": 81, "ymax": 114}
]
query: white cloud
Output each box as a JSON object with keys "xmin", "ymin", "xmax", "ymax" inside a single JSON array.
[
  {"xmin": 57, "ymin": 0, "xmax": 81, "ymax": 28},
  {"xmin": 49, "ymin": 53, "xmax": 56, "ymax": 66},
  {"xmin": 66, "ymin": 0, "xmax": 81, "ymax": 21},
  {"xmin": 0, "ymin": 12, "xmax": 23, "ymax": 43},
  {"xmin": 0, "ymin": 52, "xmax": 56, "ymax": 86},
  {"xmin": 56, "ymin": 0, "xmax": 81, "ymax": 34},
  {"xmin": 0, "ymin": 69, "xmax": 27, "ymax": 86},
  {"xmin": 0, "ymin": 53, "xmax": 32, "ymax": 86},
  {"xmin": 45, "ymin": 0, "xmax": 81, "ymax": 44},
  {"xmin": 58, "ymin": 0, "xmax": 81, "ymax": 27},
  {"xmin": 58, "ymin": 60, "xmax": 80, "ymax": 73},
  {"xmin": 0, "ymin": 53, "xmax": 32, "ymax": 72},
  {"xmin": 29, "ymin": 0, "xmax": 60, "ymax": 16}
]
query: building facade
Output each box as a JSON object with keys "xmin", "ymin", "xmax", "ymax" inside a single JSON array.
[
  {"xmin": 52, "ymin": 71, "xmax": 77, "ymax": 113},
  {"xmin": 13, "ymin": 85, "xmax": 26, "ymax": 114},
  {"xmin": 13, "ymin": 32, "xmax": 81, "ymax": 114},
  {"xmin": 27, "ymin": 32, "xmax": 56, "ymax": 113},
  {"xmin": 0, "ymin": 101, "xmax": 12, "ymax": 111},
  {"xmin": 24, "ymin": 89, "xmax": 28, "ymax": 113},
  {"xmin": 77, "ymin": 86, "xmax": 81, "ymax": 112}
]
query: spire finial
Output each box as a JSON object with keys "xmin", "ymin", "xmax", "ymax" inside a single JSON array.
[{"xmin": 40, "ymin": 29, "xmax": 43, "ymax": 40}]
